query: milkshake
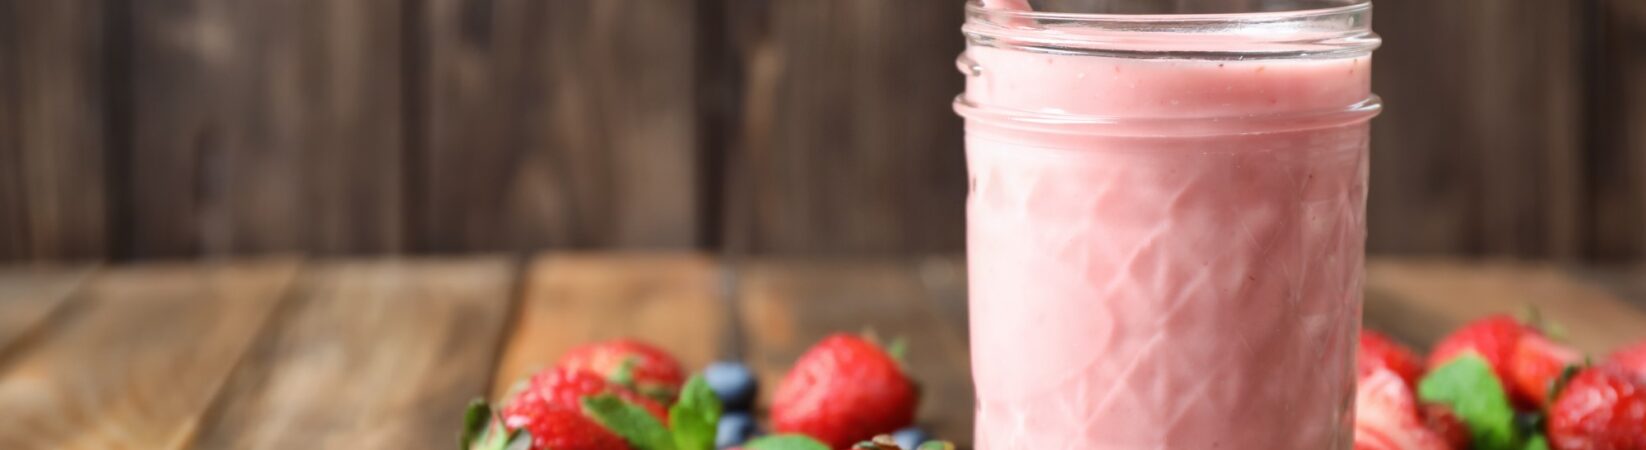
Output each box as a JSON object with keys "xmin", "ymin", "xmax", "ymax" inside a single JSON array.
[{"xmin": 956, "ymin": 1, "xmax": 1380, "ymax": 449}]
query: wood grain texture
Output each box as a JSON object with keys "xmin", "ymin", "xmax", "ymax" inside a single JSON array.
[
  {"xmin": 491, "ymin": 253, "xmax": 723, "ymax": 398},
  {"xmin": 420, "ymin": 0, "xmax": 699, "ymax": 252},
  {"xmin": 0, "ymin": 0, "xmax": 107, "ymax": 261},
  {"xmin": 1369, "ymin": 0, "xmax": 1587, "ymax": 258},
  {"xmin": 738, "ymin": 258, "xmax": 973, "ymax": 446},
  {"xmin": 1364, "ymin": 259, "xmax": 1646, "ymax": 352},
  {"xmin": 190, "ymin": 258, "xmax": 515, "ymax": 450},
  {"xmin": 126, "ymin": 0, "xmax": 405, "ymax": 258},
  {"xmin": 0, "ymin": 259, "xmax": 298, "ymax": 450},
  {"xmin": 0, "ymin": 267, "xmax": 93, "ymax": 355},
  {"xmin": 1590, "ymin": 1, "xmax": 1646, "ymax": 260},
  {"xmin": 726, "ymin": 0, "xmax": 967, "ymax": 254}
]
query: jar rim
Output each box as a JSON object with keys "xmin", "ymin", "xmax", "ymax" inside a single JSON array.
[
  {"xmin": 965, "ymin": 0, "xmax": 1370, "ymax": 22},
  {"xmin": 962, "ymin": 0, "xmax": 1379, "ymax": 59}
]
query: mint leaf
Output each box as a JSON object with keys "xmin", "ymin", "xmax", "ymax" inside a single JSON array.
[
  {"xmin": 582, "ymin": 395, "xmax": 676, "ymax": 450},
  {"xmin": 744, "ymin": 434, "xmax": 832, "ymax": 450},
  {"xmin": 1525, "ymin": 434, "xmax": 1549, "ymax": 450},
  {"xmin": 669, "ymin": 376, "xmax": 722, "ymax": 450},
  {"xmin": 612, "ymin": 357, "xmax": 638, "ymax": 387},
  {"xmin": 1419, "ymin": 355, "xmax": 1522, "ymax": 450}
]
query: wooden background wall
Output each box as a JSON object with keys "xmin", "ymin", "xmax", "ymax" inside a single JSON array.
[{"xmin": 0, "ymin": 0, "xmax": 1642, "ymax": 261}]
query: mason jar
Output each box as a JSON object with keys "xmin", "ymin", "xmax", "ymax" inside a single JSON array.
[{"xmin": 955, "ymin": 1, "xmax": 1381, "ymax": 448}]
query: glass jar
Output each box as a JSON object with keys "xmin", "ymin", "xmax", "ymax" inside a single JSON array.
[{"xmin": 955, "ymin": 1, "xmax": 1380, "ymax": 448}]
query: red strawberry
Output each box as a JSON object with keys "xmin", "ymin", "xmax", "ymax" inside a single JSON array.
[
  {"xmin": 1354, "ymin": 368, "xmax": 1453, "ymax": 450},
  {"xmin": 1428, "ymin": 315, "xmax": 1530, "ymax": 383},
  {"xmin": 1509, "ymin": 333, "xmax": 1584, "ymax": 407},
  {"xmin": 1419, "ymin": 404, "xmax": 1472, "ymax": 450},
  {"xmin": 505, "ymin": 405, "xmax": 632, "ymax": 450},
  {"xmin": 772, "ymin": 334, "xmax": 918, "ymax": 449},
  {"xmin": 1603, "ymin": 340, "xmax": 1646, "ymax": 382},
  {"xmin": 1547, "ymin": 366, "xmax": 1646, "ymax": 450},
  {"xmin": 504, "ymin": 367, "xmax": 669, "ymax": 425},
  {"xmin": 558, "ymin": 339, "xmax": 686, "ymax": 402},
  {"xmin": 463, "ymin": 400, "xmax": 629, "ymax": 450},
  {"xmin": 1359, "ymin": 329, "xmax": 1425, "ymax": 387}
]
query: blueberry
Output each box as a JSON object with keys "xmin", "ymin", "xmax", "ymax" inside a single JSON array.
[
  {"xmin": 892, "ymin": 426, "xmax": 929, "ymax": 449},
  {"xmin": 704, "ymin": 361, "xmax": 758, "ymax": 411},
  {"xmin": 715, "ymin": 411, "xmax": 760, "ymax": 449}
]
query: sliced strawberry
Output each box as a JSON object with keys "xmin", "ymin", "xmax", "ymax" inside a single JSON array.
[
  {"xmin": 1354, "ymin": 368, "xmax": 1453, "ymax": 450},
  {"xmin": 1359, "ymin": 329, "xmax": 1425, "ymax": 387}
]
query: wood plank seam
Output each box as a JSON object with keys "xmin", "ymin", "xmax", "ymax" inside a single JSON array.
[
  {"xmin": 0, "ymin": 267, "xmax": 99, "ymax": 377},
  {"xmin": 179, "ymin": 261, "xmax": 319, "ymax": 450}
]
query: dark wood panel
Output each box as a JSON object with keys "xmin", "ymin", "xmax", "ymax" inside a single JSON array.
[
  {"xmin": 0, "ymin": 0, "xmax": 108, "ymax": 261},
  {"xmin": 190, "ymin": 258, "xmax": 514, "ymax": 450},
  {"xmin": 1369, "ymin": 0, "xmax": 1587, "ymax": 258},
  {"xmin": 724, "ymin": 0, "xmax": 967, "ymax": 254},
  {"xmin": 125, "ymin": 0, "xmax": 405, "ymax": 258},
  {"xmin": 1590, "ymin": 1, "xmax": 1646, "ymax": 260},
  {"xmin": 0, "ymin": 260, "xmax": 298, "ymax": 449},
  {"xmin": 420, "ymin": 0, "xmax": 699, "ymax": 253}
]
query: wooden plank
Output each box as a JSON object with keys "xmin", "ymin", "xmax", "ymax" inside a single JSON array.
[
  {"xmin": 126, "ymin": 0, "xmax": 404, "ymax": 258},
  {"xmin": 189, "ymin": 258, "xmax": 515, "ymax": 450},
  {"xmin": 0, "ymin": 267, "xmax": 93, "ymax": 355},
  {"xmin": 1590, "ymin": 0, "xmax": 1646, "ymax": 260},
  {"xmin": 1368, "ymin": 0, "xmax": 1586, "ymax": 258},
  {"xmin": 1364, "ymin": 259, "xmax": 1646, "ymax": 353},
  {"xmin": 420, "ymin": 0, "xmax": 699, "ymax": 252},
  {"xmin": 0, "ymin": 0, "xmax": 107, "ymax": 261},
  {"xmin": 739, "ymin": 259, "xmax": 973, "ymax": 446},
  {"xmin": 0, "ymin": 259, "xmax": 298, "ymax": 450},
  {"xmin": 491, "ymin": 253, "xmax": 723, "ymax": 398},
  {"xmin": 725, "ymin": 0, "xmax": 967, "ymax": 254}
]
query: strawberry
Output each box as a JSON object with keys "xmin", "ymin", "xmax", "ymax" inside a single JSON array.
[
  {"xmin": 1419, "ymin": 404, "xmax": 1472, "ymax": 450},
  {"xmin": 1359, "ymin": 329, "xmax": 1425, "ymax": 387},
  {"xmin": 772, "ymin": 334, "xmax": 918, "ymax": 449},
  {"xmin": 1603, "ymin": 340, "xmax": 1646, "ymax": 382},
  {"xmin": 558, "ymin": 339, "xmax": 687, "ymax": 402},
  {"xmin": 504, "ymin": 367, "xmax": 669, "ymax": 425},
  {"xmin": 1547, "ymin": 366, "xmax": 1646, "ymax": 450},
  {"xmin": 462, "ymin": 400, "xmax": 629, "ymax": 450},
  {"xmin": 1428, "ymin": 315, "xmax": 1530, "ymax": 384},
  {"xmin": 1509, "ymin": 332, "xmax": 1584, "ymax": 407},
  {"xmin": 1354, "ymin": 368, "xmax": 1453, "ymax": 450}
]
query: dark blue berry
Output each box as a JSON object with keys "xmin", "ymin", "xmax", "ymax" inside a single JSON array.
[
  {"xmin": 715, "ymin": 411, "xmax": 759, "ymax": 449},
  {"xmin": 892, "ymin": 426, "xmax": 929, "ymax": 449},
  {"xmin": 704, "ymin": 361, "xmax": 758, "ymax": 411}
]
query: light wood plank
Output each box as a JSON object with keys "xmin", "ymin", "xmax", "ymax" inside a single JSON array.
[
  {"xmin": 491, "ymin": 253, "xmax": 724, "ymax": 398},
  {"xmin": 190, "ymin": 258, "xmax": 516, "ymax": 450},
  {"xmin": 0, "ymin": 259, "xmax": 299, "ymax": 450},
  {"xmin": 1365, "ymin": 259, "xmax": 1646, "ymax": 353},
  {"xmin": 0, "ymin": 266, "xmax": 93, "ymax": 354},
  {"xmin": 739, "ymin": 258, "xmax": 973, "ymax": 446}
]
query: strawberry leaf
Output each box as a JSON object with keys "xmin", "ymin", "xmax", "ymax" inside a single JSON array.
[
  {"xmin": 744, "ymin": 435, "xmax": 832, "ymax": 450},
  {"xmin": 917, "ymin": 442, "xmax": 956, "ymax": 450},
  {"xmin": 504, "ymin": 430, "xmax": 532, "ymax": 450},
  {"xmin": 460, "ymin": 399, "xmax": 491, "ymax": 449},
  {"xmin": 1419, "ymin": 354, "xmax": 1523, "ymax": 450},
  {"xmin": 583, "ymin": 394, "xmax": 676, "ymax": 450},
  {"xmin": 886, "ymin": 336, "xmax": 909, "ymax": 363},
  {"xmin": 1546, "ymin": 363, "xmax": 1582, "ymax": 405},
  {"xmin": 669, "ymin": 375, "xmax": 722, "ymax": 450}
]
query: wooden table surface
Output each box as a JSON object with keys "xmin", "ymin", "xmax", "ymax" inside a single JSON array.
[{"xmin": 0, "ymin": 254, "xmax": 1643, "ymax": 449}]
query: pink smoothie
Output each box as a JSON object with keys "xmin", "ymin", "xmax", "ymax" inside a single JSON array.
[{"xmin": 959, "ymin": 34, "xmax": 1375, "ymax": 449}]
